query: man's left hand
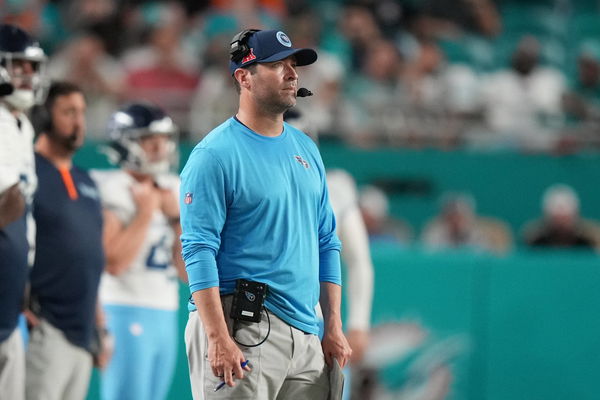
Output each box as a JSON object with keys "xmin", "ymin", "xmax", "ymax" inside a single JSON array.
[
  {"xmin": 321, "ymin": 326, "xmax": 352, "ymax": 369},
  {"xmin": 93, "ymin": 328, "xmax": 114, "ymax": 369}
]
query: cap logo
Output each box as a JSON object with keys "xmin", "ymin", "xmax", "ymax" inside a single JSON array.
[
  {"xmin": 276, "ymin": 31, "xmax": 292, "ymax": 47},
  {"xmin": 242, "ymin": 48, "xmax": 257, "ymax": 64}
]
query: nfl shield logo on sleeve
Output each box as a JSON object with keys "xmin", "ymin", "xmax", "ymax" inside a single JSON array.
[{"xmin": 184, "ymin": 192, "xmax": 193, "ymax": 205}]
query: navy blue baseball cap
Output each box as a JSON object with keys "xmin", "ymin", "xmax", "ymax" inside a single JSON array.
[{"xmin": 229, "ymin": 29, "xmax": 318, "ymax": 75}]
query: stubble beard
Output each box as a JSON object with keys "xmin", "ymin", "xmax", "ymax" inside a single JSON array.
[
  {"xmin": 254, "ymin": 84, "xmax": 297, "ymax": 116},
  {"xmin": 49, "ymin": 128, "xmax": 83, "ymax": 153},
  {"xmin": 262, "ymin": 98, "xmax": 295, "ymax": 115}
]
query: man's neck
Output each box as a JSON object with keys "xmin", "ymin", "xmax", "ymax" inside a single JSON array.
[
  {"xmin": 236, "ymin": 98, "xmax": 285, "ymax": 137},
  {"xmin": 35, "ymin": 134, "xmax": 73, "ymax": 169},
  {"xmin": 127, "ymin": 169, "xmax": 153, "ymax": 183}
]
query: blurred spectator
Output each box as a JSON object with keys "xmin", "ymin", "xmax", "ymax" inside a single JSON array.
[
  {"xmin": 402, "ymin": 39, "xmax": 482, "ymax": 147},
  {"xmin": 63, "ymin": 0, "xmax": 117, "ymax": 31},
  {"xmin": 47, "ymin": 32, "xmax": 125, "ymax": 138},
  {"xmin": 284, "ymin": 11, "xmax": 347, "ymax": 139},
  {"xmin": 405, "ymin": 40, "xmax": 481, "ymax": 114},
  {"xmin": 404, "ymin": 40, "xmax": 447, "ymax": 109},
  {"xmin": 341, "ymin": 38, "xmax": 406, "ymax": 146},
  {"xmin": 1, "ymin": 0, "xmax": 44, "ymax": 38},
  {"xmin": 188, "ymin": 33, "xmax": 238, "ymax": 140},
  {"xmin": 202, "ymin": 0, "xmax": 283, "ymax": 39},
  {"xmin": 349, "ymin": 0, "xmax": 415, "ymax": 38},
  {"xmin": 411, "ymin": 0, "xmax": 501, "ymax": 39},
  {"xmin": 121, "ymin": 3, "xmax": 199, "ymax": 138},
  {"xmin": 523, "ymin": 184, "xmax": 600, "ymax": 249},
  {"xmin": 337, "ymin": 5, "xmax": 383, "ymax": 73},
  {"xmin": 421, "ymin": 192, "xmax": 512, "ymax": 254},
  {"xmin": 358, "ymin": 185, "xmax": 412, "ymax": 245},
  {"xmin": 479, "ymin": 36, "xmax": 567, "ymax": 150},
  {"xmin": 562, "ymin": 43, "xmax": 600, "ymax": 125}
]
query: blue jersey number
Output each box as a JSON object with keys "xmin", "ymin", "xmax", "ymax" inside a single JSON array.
[{"xmin": 146, "ymin": 235, "xmax": 170, "ymax": 270}]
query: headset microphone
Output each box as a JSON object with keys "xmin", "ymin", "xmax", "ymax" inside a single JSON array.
[{"xmin": 296, "ymin": 88, "xmax": 313, "ymax": 97}]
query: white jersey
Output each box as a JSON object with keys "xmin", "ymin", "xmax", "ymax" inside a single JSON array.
[
  {"xmin": 326, "ymin": 169, "xmax": 374, "ymax": 331},
  {"xmin": 91, "ymin": 169, "xmax": 179, "ymax": 311},
  {"xmin": 0, "ymin": 104, "xmax": 37, "ymax": 264}
]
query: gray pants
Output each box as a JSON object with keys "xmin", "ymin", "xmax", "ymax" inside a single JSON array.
[
  {"xmin": 0, "ymin": 327, "xmax": 25, "ymax": 400},
  {"xmin": 185, "ymin": 296, "xmax": 330, "ymax": 400},
  {"xmin": 26, "ymin": 319, "xmax": 92, "ymax": 400}
]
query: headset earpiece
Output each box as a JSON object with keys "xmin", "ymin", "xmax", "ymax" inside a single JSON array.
[
  {"xmin": 30, "ymin": 102, "xmax": 52, "ymax": 137},
  {"xmin": 229, "ymin": 29, "xmax": 260, "ymax": 63}
]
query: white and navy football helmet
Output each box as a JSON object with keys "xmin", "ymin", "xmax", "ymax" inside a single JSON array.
[
  {"xmin": 0, "ymin": 24, "xmax": 48, "ymax": 110},
  {"xmin": 106, "ymin": 102, "xmax": 179, "ymax": 178}
]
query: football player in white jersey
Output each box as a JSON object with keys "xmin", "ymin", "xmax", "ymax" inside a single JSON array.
[
  {"xmin": 326, "ymin": 169, "xmax": 375, "ymax": 400},
  {"xmin": 0, "ymin": 23, "xmax": 46, "ymax": 258},
  {"xmin": 91, "ymin": 102, "xmax": 185, "ymax": 400},
  {"xmin": 0, "ymin": 23, "xmax": 47, "ymax": 400},
  {"xmin": 326, "ymin": 169, "xmax": 374, "ymax": 362}
]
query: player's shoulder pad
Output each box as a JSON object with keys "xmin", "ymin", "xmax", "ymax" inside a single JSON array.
[
  {"xmin": 326, "ymin": 168, "xmax": 359, "ymax": 204},
  {"xmin": 89, "ymin": 168, "xmax": 130, "ymax": 194}
]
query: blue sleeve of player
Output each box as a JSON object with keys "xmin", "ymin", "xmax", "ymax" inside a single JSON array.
[{"xmin": 180, "ymin": 147, "xmax": 227, "ymax": 293}]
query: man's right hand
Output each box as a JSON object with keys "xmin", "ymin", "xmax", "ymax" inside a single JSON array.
[
  {"xmin": 131, "ymin": 180, "xmax": 161, "ymax": 218},
  {"xmin": 23, "ymin": 309, "xmax": 40, "ymax": 329},
  {"xmin": 207, "ymin": 334, "xmax": 251, "ymax": 387},
  {"xmin": 0, "ymin": 183, "xmax": 25, "ymax": 229}
]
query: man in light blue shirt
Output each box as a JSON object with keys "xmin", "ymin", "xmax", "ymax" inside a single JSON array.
[{"xmin": 180, "ymin": 29, "xmax": 351, "ymax": 399}]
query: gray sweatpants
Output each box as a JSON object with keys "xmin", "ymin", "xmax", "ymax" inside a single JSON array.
[
  {"xmin": 0, "ymin": 327, "xmax": 25, "ymax": 400},
  {"xmin": 185, "ymin": 296, "xmax": 330, "ymax": 400},
  {"xmin": 25, "ymin": 319, "xmax": 92, "ymax": 400}
]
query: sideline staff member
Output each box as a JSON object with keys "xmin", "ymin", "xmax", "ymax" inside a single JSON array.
[
  {"xmin": 27, "ymin": 81, "xmax": 106, "ymax": 400},
  {"xmin": 180, "ymin": 29, "xmax": 351, "ymax": 399}
]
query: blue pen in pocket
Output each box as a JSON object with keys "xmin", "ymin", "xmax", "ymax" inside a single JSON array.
[{"xmin": 214, "ymin": 360, "xmax": 250, "ymax": 392}]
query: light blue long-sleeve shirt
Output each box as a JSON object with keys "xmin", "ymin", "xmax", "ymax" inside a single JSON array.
[{"xmin": 180, "ymin": 117, "xmax": 341, "ymax": 334}]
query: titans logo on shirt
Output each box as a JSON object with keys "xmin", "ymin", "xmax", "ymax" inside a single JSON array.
[{"xmin": 294, "ymin": 155, "xmax": 310, "ymax": 169}]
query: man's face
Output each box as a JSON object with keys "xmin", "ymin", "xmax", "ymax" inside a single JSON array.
[
  {"xmin": 547, "ymin": 210, "xmax": 577, "ymax": 231},
  {"xmin": 138, "ymin": 134, "xmax": 172, "ymax": 163},
  {"xmin": 250, "ymin": 56, "xmax": 299, "ymax": 114},
  {"xmin": 7, "ymin": 58, "xmax": 36, "ymax": 90},
  {"xmin": 443, "ymin": 202, "xmax": 474, "ymax": 235},
  {"xmin": 50, "ymin": 92, "xmax": 86, "ymax": 152}
]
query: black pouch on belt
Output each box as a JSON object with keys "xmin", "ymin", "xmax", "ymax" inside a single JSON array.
[{"xmin": 229, "ymin": 279, "xmax": 267, "ymax": 323}]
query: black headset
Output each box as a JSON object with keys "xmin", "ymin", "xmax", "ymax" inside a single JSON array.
[
  {"xmin": 30, "ymin": 101, "xmax": 52, "ymax": 137},
  {"xmin": 229, "ymin": 29, "xmax": 260, "ymax": 63}
]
